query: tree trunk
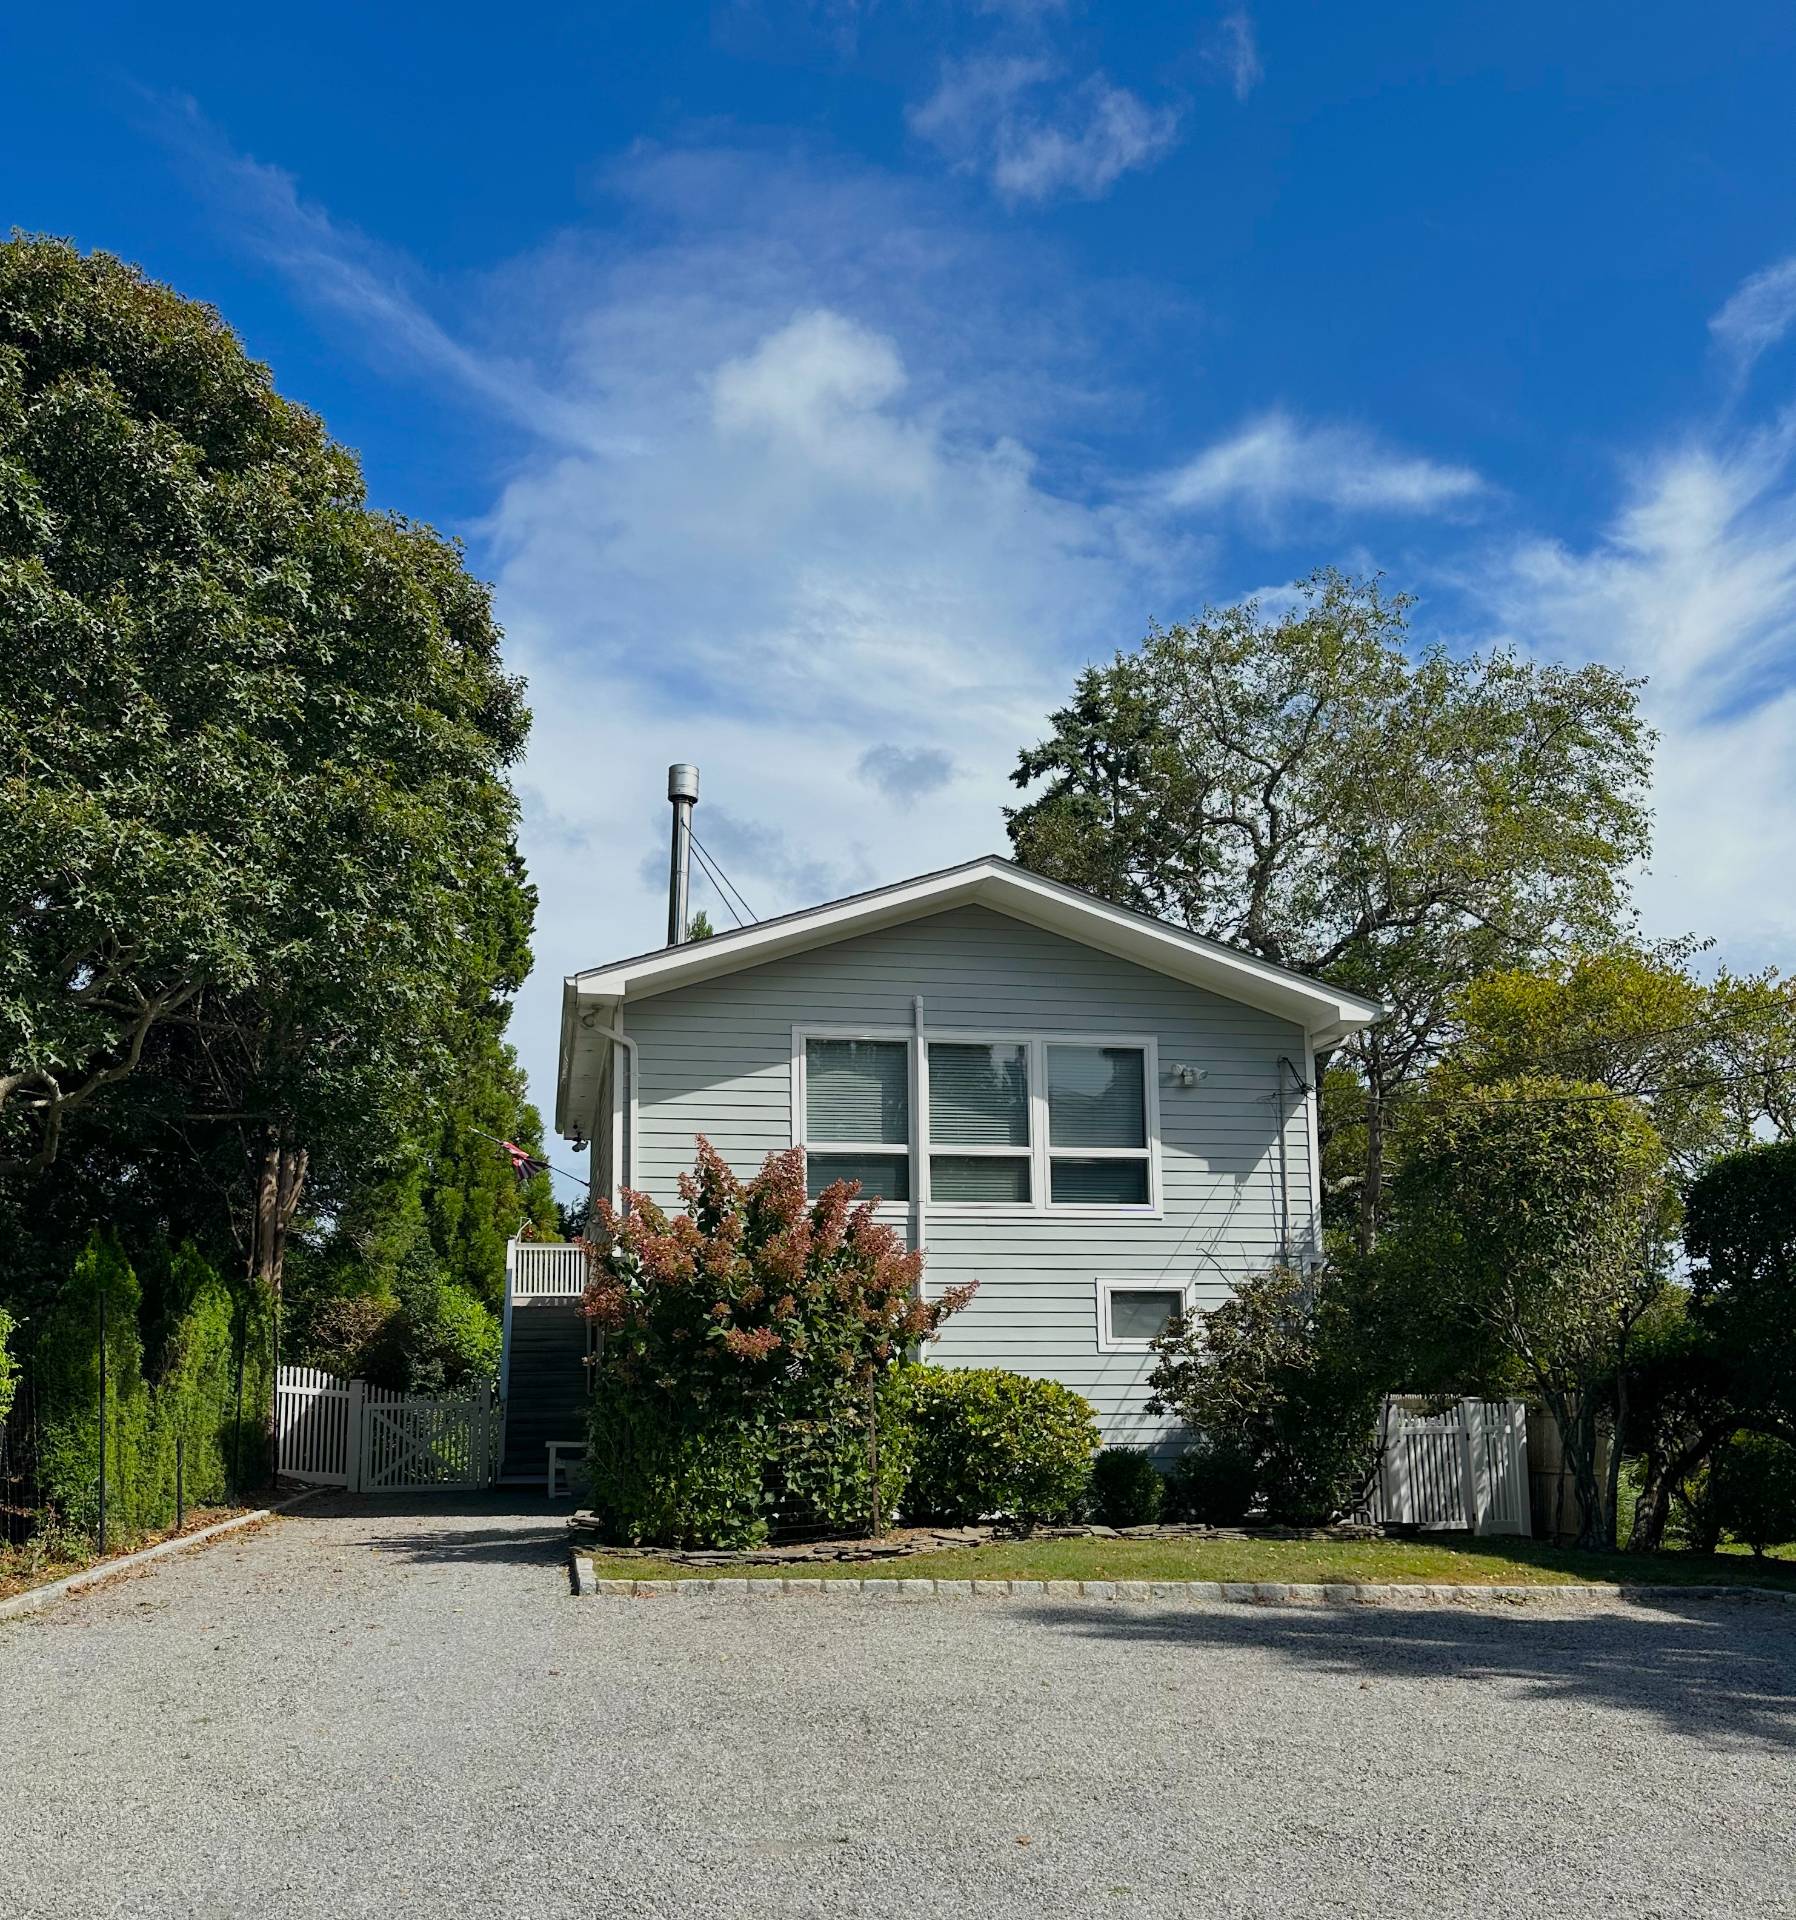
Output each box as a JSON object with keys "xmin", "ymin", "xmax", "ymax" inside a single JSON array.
[
  {"xmin": 249, "ymin": 1126, "xmax": 309, "ymax": 1305},
  {"xmin": 1356, "ymin": 1092, "xmax": 1384, "ymax": 1256},
  {"xmin": 1542, "ymin": 1387, "xmax": 1610, "ymax": 1552},
  {"xmin": 1568, "ymin": 1397, "xmax": 1610, "ymax": 1552},
  {"xmin": 1627, "ymin": 1426, "xmax": 1725, "ymax": 1552}
]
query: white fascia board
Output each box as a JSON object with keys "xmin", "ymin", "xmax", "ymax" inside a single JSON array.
[{"xmin": 565, "ymin": 858, "xmax": 1382, "ymax": 1043}]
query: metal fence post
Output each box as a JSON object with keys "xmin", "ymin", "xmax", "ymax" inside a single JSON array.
[
  {"xmin": 97, "ymin": 1278, "xmax": 108, "ymax": 1557},
  {"xmin": 176, "ymin": 1430, "xmax": 186, "ymax": 1533}
]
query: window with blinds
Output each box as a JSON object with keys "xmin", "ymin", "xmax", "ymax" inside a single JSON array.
[
  {"xmin": 927, "ymin": 1041, "xmax": 1031, "ymax": 1203},
  {"xmin": 803, "ymin": 1038, "xmax": 909, "ymax": 1199},
  {"xmin": 796, "ymin": 1031, "xmax": 1156, "ymax": 1211},
  {"xmin": 1047, "ymin": 1045, "xmax": 1150, "ymax": 1205}
]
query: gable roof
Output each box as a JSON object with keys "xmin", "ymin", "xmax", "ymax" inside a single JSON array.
[{"xmin": 556, "ymin": 856, "xmax": 1381, "ymax": 1136}]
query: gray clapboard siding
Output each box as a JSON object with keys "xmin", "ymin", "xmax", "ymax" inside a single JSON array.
[{"xmin": 611, "ymin": 904, "xmax": 1317, "ymax": 1448}]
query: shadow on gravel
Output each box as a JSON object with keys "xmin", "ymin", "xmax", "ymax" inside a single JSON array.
[
  {"xmin": 285, "ymin": 1490, "xmax": 568, "ymax": 1569},
  {"xmin": 1036, "ymin": 1596, "xmax": 1796, "ymax": 1752}
]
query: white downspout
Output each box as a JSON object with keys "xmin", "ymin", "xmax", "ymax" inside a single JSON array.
[
  {"xmin": 912, "ymin": 994, "xmax": 927, "ymax": 1264},
  {"xmin": 581, "ymin": 1011, "xmax": 639, "ymax": 1204}
]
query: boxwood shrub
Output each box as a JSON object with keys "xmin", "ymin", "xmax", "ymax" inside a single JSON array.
[
  {"xmin": 1088, "ymin": 1445, "xmax": 1165, "ymax": 1526},
  {"xmin": 907, "ymin": 1367, "xmax": 1099, "ymax": 1526}
]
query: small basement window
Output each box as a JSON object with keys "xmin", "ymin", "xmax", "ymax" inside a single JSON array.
[{"xmin": 1098, "ymin": 1282, "xmax": 1183, "ymax": 1352}]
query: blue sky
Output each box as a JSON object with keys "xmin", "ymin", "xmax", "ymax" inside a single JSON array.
[{"xmin": 9, "ymin": 2, "xmax": 1796, "ymax": 1129}]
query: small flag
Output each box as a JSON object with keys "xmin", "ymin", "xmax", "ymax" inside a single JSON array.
[{"xmin": 499, "ymin": 1139, "xmax": 547, "ymax": 1181}]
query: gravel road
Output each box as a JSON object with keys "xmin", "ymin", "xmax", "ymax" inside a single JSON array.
[{"xmin": 4, "ymin": 1493, "xmax": 1794, "ymax": 1919}]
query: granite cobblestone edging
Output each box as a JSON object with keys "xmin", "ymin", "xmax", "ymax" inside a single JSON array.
[{"xmin": 569, "ymin": 1555, "xmax": 1796, "ymax": 1610}]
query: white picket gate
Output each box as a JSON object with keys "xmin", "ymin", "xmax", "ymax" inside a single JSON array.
[
  {"xmin": 276, "ymin": 1365, "xmax": 501, "ymax": 1494},
  {"xmin": 1366, "ymin": 1398, "xmax": 1531, "ymax": 1536}
]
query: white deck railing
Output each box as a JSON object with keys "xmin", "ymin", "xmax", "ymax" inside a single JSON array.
[{"xmin": 507, "ymin": 1239, "xmax": 589, "ymax": 1299}]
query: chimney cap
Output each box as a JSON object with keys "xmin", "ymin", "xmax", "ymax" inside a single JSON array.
[{"xmin": 667, "ymin": 763, "xmax": 699, "ymax": 803}]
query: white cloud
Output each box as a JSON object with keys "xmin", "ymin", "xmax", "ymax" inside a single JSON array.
[
  {"xmin": 909, "ymin": 57, "xmax": 1181, "ymax": 205},
  {"xmin": 1161, "ymin": 411, "xmax": 1486, "ymax": 520},
  {"xmin": 1475, "ymin": 416, "xmax": 1796, "ymax": 965},
  {"xmin": 1210, "ymin": 10, "xmax": 1263, "ymax": 101},
  {"xmin": 1709, "ymin": 255, "xmax": 1796, "ymax": 382}
]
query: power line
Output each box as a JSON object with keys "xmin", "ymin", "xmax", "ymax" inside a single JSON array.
[{"xmin": 1341, "ymin": 1056, "xmax": 1796, "ymax": 1116}]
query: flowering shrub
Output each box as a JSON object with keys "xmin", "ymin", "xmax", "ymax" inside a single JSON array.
[
  {"xmin": 907, "ymin": 1367, "xmax": 1099, "ymax": 1526},
  {"xmin": 583, "ymin": 1140, "xmax": 974, "ymax": 1546}
]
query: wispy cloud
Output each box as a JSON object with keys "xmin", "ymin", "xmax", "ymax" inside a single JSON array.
[
  {"xmin": 171, "ymin": 137, "xmax": 1185, "ymax": 1104},
  {"xmin": 1471, "ymin": 414, "xmax": 1796, "ymax": 961},
  {"xmin": 909, "ymin": 56, "xmax": 1181, "ymax": 206},
  {"xmin": 1161, "ymin": 411, "xmax": 1485, "ymax": 521},
  {"xmin": 1208, "ymin": 9, "xmax": 1263, "ymax": 101},
  {"xmin": 1709, "ymin": 255, "xmax": 1796, "ymax": 383},
  {"xmin": 152, "ymin": 95, "xmax": 591, "ymax": 447}
]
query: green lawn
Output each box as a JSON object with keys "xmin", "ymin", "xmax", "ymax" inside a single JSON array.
[{"xmin": 584, "ymin": 1533, "xmax": 1796, "ymax": 1589}]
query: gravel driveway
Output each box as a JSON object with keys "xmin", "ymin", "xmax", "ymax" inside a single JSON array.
[{"xmin": 4, "ymin": 1494, "xmax": 1794, "ymax": 1919}]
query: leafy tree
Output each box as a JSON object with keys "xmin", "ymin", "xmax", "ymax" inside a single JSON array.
[
  {"xmin": 1007, "ymin": 570, "xmax": 1653, "ymax": 1246},
  {"xmin": 0, "ymin": 237, "xmax": 532, "ymax": 1318},
  {"xmin": 1710, "ymin": 1434, "xmax": 1796, "ymax": 1557},
  {"xmin": 416, "ymin": 1032, "xmax": 557, "ymax": 1311},
  {"xmin": 1446, "ymin": 944, "xmax": 1796, "ymax": 1173},
  {"xmin": 1685, "ymin": 1139, "xmax": 1796, "ymax": 1440},
  {"xmin": 1146, "ymin": 1266, "xmax": 1383, "ymax": 1524},
  {"xmin": 1617, "ymin": 1290, "xmax": 1739, "ymax": 1552},
  {"xmin": 1378, "ymin": 1078, "xmax": 1668, "ymax": 1549}
]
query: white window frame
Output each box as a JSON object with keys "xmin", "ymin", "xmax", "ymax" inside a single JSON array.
[
  {"xmin": 792, "ymin": 1025, "xmax": 1161, "ymax": 1220},
  {"xmin": 791, "ymin": 1027, "xmax": 916, "ymax": 1199},
  {"xmin": 1096, "ymin": 1278, "xmax": 1187, "ymax": 1354}
]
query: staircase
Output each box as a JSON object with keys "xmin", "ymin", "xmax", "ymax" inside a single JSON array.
[{"xmin": 498, "ymin": 1242, "xmax": 591, "ymax": 1486}]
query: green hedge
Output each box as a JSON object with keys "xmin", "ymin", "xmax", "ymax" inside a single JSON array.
[
  {"xmin": 31, "ymin": 1233, "xmax": 271, "ymax": 1548},
  {"xmin": 907, "ymin": 1368, "xmax": 1099, "ymax": 1526}
]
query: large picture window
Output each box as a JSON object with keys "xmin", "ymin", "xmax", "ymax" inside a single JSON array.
[
  {"xmin": 796, "ymin": 1028, "xmax": 1158, "ymax": 1213},
  {"xmin": 801, "ymin": 1036, "xmax": 910, "ymax": 1200}
]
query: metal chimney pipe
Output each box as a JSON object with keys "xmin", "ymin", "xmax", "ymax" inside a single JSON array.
[{"xmin": 667, "ymin": 763, "xmax": 698, "ymax": 945}]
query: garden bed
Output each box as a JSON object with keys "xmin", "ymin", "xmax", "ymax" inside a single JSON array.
[
  {"xmin": 578, "ymin": 1531, "xmax": 1796, "ymax": 1590},
  {"xmin": 0, "ymin": 1503, "xmax": 259, "ymax": 1603},
  {"xmin": 563, "ymin": 1514, "xmax": 1387, "ymax": 1567}
]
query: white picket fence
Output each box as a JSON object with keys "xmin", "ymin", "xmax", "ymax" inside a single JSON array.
[
  {"xmin": 1366, "ymin": 1398, "xmax": 1531, "ymax": 1536},
  {"xmin": 276, "ymin": 1365, "xmax": 501, "ymax": 1494}
]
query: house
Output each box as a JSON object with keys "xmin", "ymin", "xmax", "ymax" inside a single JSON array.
[{"xmin": 511, "ymin": 855, "xmax": 1379, "ymax": 1478}]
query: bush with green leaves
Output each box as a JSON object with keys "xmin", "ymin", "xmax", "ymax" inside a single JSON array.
[
  {"xmin": 1147, "ymin": 1267, "xmax": 1382, "ymax": 1526},
  {"xmin": 1163, "ymin": 1435, "xmax": 1260, "ymax": 1525},
  {"xmin": 148, "ymin": 1243, "xmax": 240, "ymax": 1511},
  {"xmin": 1711, "ymin": 1433, "xmax": 1796, "ymax": 1557},
  {"xmin": 583, "ymin": 1140, "xmax": 974, "ymax": 1547},
  {"xmin": 26, "ymin": 1233, "xmax": 271, "ymax": 1546},
  {"xmin": 1087, "ymin": 1446, "xmax": 1164, "ymax": 1527},
  {"xmin": 0, "ymin": 1303, "xmax": 16, "ymax": 1425},
  {"xmin": 34, "ymin": 1233, "xmax": 153, "ymax": 1537},
  {"xmin": 907, "ymin": 1367, "xmax": 1099, "ymax": 1526}
]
